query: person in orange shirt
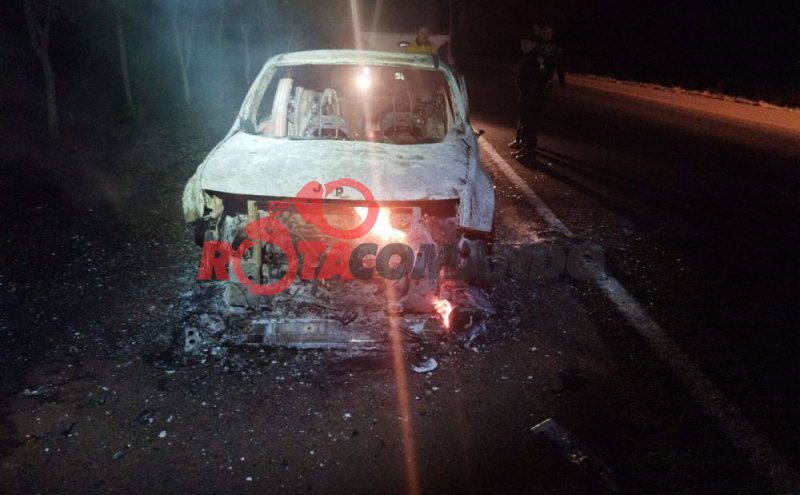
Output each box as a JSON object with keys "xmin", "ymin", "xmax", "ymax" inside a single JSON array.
[{"xmin": 406, "ymin": 25, "xmax": 437, "ymax": 55}]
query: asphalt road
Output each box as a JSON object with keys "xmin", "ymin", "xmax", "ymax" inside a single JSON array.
[
  {"xmin": 1, "ymin": 73, "xmax": 799, "ymax": 494},
  {"xmin": 470, "ymin": 72, "xmax": 800, "ymax": 493}
]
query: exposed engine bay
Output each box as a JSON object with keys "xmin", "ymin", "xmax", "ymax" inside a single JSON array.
[{"xmin": 188, "ymin": 191, "xmax": 493, "ymax": 352}]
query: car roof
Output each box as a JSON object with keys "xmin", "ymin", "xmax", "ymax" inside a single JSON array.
[{"xmin": 268, "ymin": 49, "xmax": 443, "ymax": 70}]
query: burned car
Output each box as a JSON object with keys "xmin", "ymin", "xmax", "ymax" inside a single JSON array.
[{"xmin": 182, "ymin": 50, "xmax": 494, "ymax": 348}]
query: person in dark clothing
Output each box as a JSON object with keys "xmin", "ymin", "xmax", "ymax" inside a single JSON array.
[
  {"xmin": 509, "ymin": 38, "xmax": 539, "ymax": 150},
  {"xmin": 510, "ymin": 24, "xmax": 565, "ymax": 162}
]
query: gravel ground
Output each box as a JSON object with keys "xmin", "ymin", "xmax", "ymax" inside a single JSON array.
[
  {"xmin": 1, "ymin": 82, "xmax": 791, "ymax": 493},
  {"xmin": 1, "ymin": 106, "xmax": 602, "ymax": 494}
]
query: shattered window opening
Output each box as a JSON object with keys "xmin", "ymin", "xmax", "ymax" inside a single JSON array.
[{"xmin": 251, "ymin": 64, "xmax": 452, "ymax": 144}]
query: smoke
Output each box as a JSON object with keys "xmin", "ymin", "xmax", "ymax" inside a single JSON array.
[{"xmin": 89, "ymin": 0, "xmax": 357, "ymax": 112}]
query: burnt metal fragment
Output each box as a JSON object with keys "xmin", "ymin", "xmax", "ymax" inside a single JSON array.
[{"xmin": 532, "ymin": 418, "xmax": 620, "ymax": 492}]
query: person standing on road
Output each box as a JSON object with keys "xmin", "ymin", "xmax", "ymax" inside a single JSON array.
[
  {"xmin": 405, "ymin": 24, "xmax": 440, "ymax": 102},
  {"xmin": 406, "ymin": 25, "xmax": 437, "ymax": 55},
  {"xmin": 510, "ymin": 23, "xmax": 566, "ymax": 162}
]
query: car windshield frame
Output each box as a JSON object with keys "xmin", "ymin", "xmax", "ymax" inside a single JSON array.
[{"xmin": 233, "ymin": 50, "xmax": 468, "ymax": 145}]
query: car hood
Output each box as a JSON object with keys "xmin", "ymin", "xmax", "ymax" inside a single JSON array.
[{"xmin": 198, "ymin": 132, "xmax": 468, "ymax": 201}]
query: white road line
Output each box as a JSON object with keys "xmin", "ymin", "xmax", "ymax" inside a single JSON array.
[
  {"xmin": 479, "ymin": 138, "xmax": 800, "ymax": 493},
  {"xmin": 481, "ymin": 142, "xmax": 574, "ymax": 237}
]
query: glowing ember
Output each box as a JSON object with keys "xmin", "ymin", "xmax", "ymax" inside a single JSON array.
[
  {"xmin": 434, "ymin": 299, "xmax": 453, "ymax": 329},
  {"xmin": 355, "ymin": 207, "xmax": 406, "ymax": 242}
]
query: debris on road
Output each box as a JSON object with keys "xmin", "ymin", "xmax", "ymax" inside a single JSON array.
[
  {"xmin": 20, "ymin": 387, "xmax": 52, "ymax": 398},
  {"xmin": 464, "ymin": 318, "xmax": 488, "ymax": 348},
  {"xmin": 130, "ymin": 409, "xmax": 156, "ymax": 427},
  {"xmin": 411, "ymin": 357, "xmax": 438, "ymax": 373},
  {"xmin": 532, "ymin": 418, "xmax": 620, "ymax": 491},
  {"xmin": 61, "ymin": 422, "xmax": 77, "ymax": 438}
]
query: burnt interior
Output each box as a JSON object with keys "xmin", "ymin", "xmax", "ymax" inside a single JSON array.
[{"xmin": 251, "ymin": 64, "xmax": 452, "ymax": 144}]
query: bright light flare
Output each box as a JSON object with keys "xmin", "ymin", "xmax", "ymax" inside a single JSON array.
[
  {"xmin": 434, "ymin": 299, "xmax": 453, "ymax": 330},
  {"xmin": 356, "ymin": 74, "xmax": 371, "ymax": 89},
  {"xmin": 355, "ymin": 207, "xmax": 406, "ymax": 242},
  {"xmin": 356, "ymin": 67, "xmax": 371, "ymax": 90}
]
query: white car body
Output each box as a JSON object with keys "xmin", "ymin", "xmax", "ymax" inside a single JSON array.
[{"xmin": 183, "ymin": 49, "xmax": 494, "ymax": 233}]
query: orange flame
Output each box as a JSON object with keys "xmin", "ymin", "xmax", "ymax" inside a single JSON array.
[
  {"xmin": 434, "ymin": 299, "xmax": 453, "ymax": 330},
  {"xmin": 355, "ymin": 207, "xmax": 406, "ymax": 242}
]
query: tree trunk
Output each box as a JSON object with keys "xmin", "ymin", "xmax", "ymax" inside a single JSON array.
[
  {"xmin": 266, "ymin": 23, "xmax": 273, "ymax": 58},
  {"xmin": 171, "ymin": 0, "xmax": 196, "ymax": 106},
  {"xmin": 115, "ymin": 6, "xmax": 134, "ymax": 108},
  {"xmin": 217, "ymin": 0, "xmax": 226, "ymax": 46},
  {"xmin": 286, "ymin": 23, "xmax": 295, "ymax": 52},
  {"xmin": 285, "ymin": 5, "xmax": 296, "ymax": 52},
  {"xmin": 43, "ymin": 53, "xmax": 59, "ymax": 139},
  {"xmin": 239, "ymin": 18, "xmax": 251, "ymax": 85},
  {"xmin": 24, "ymin": 0, "xmax": 60, "ymax": 139},
  {"xmin": 180, "ymin": 65, "xmax": 191, "ymax": 106}
]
